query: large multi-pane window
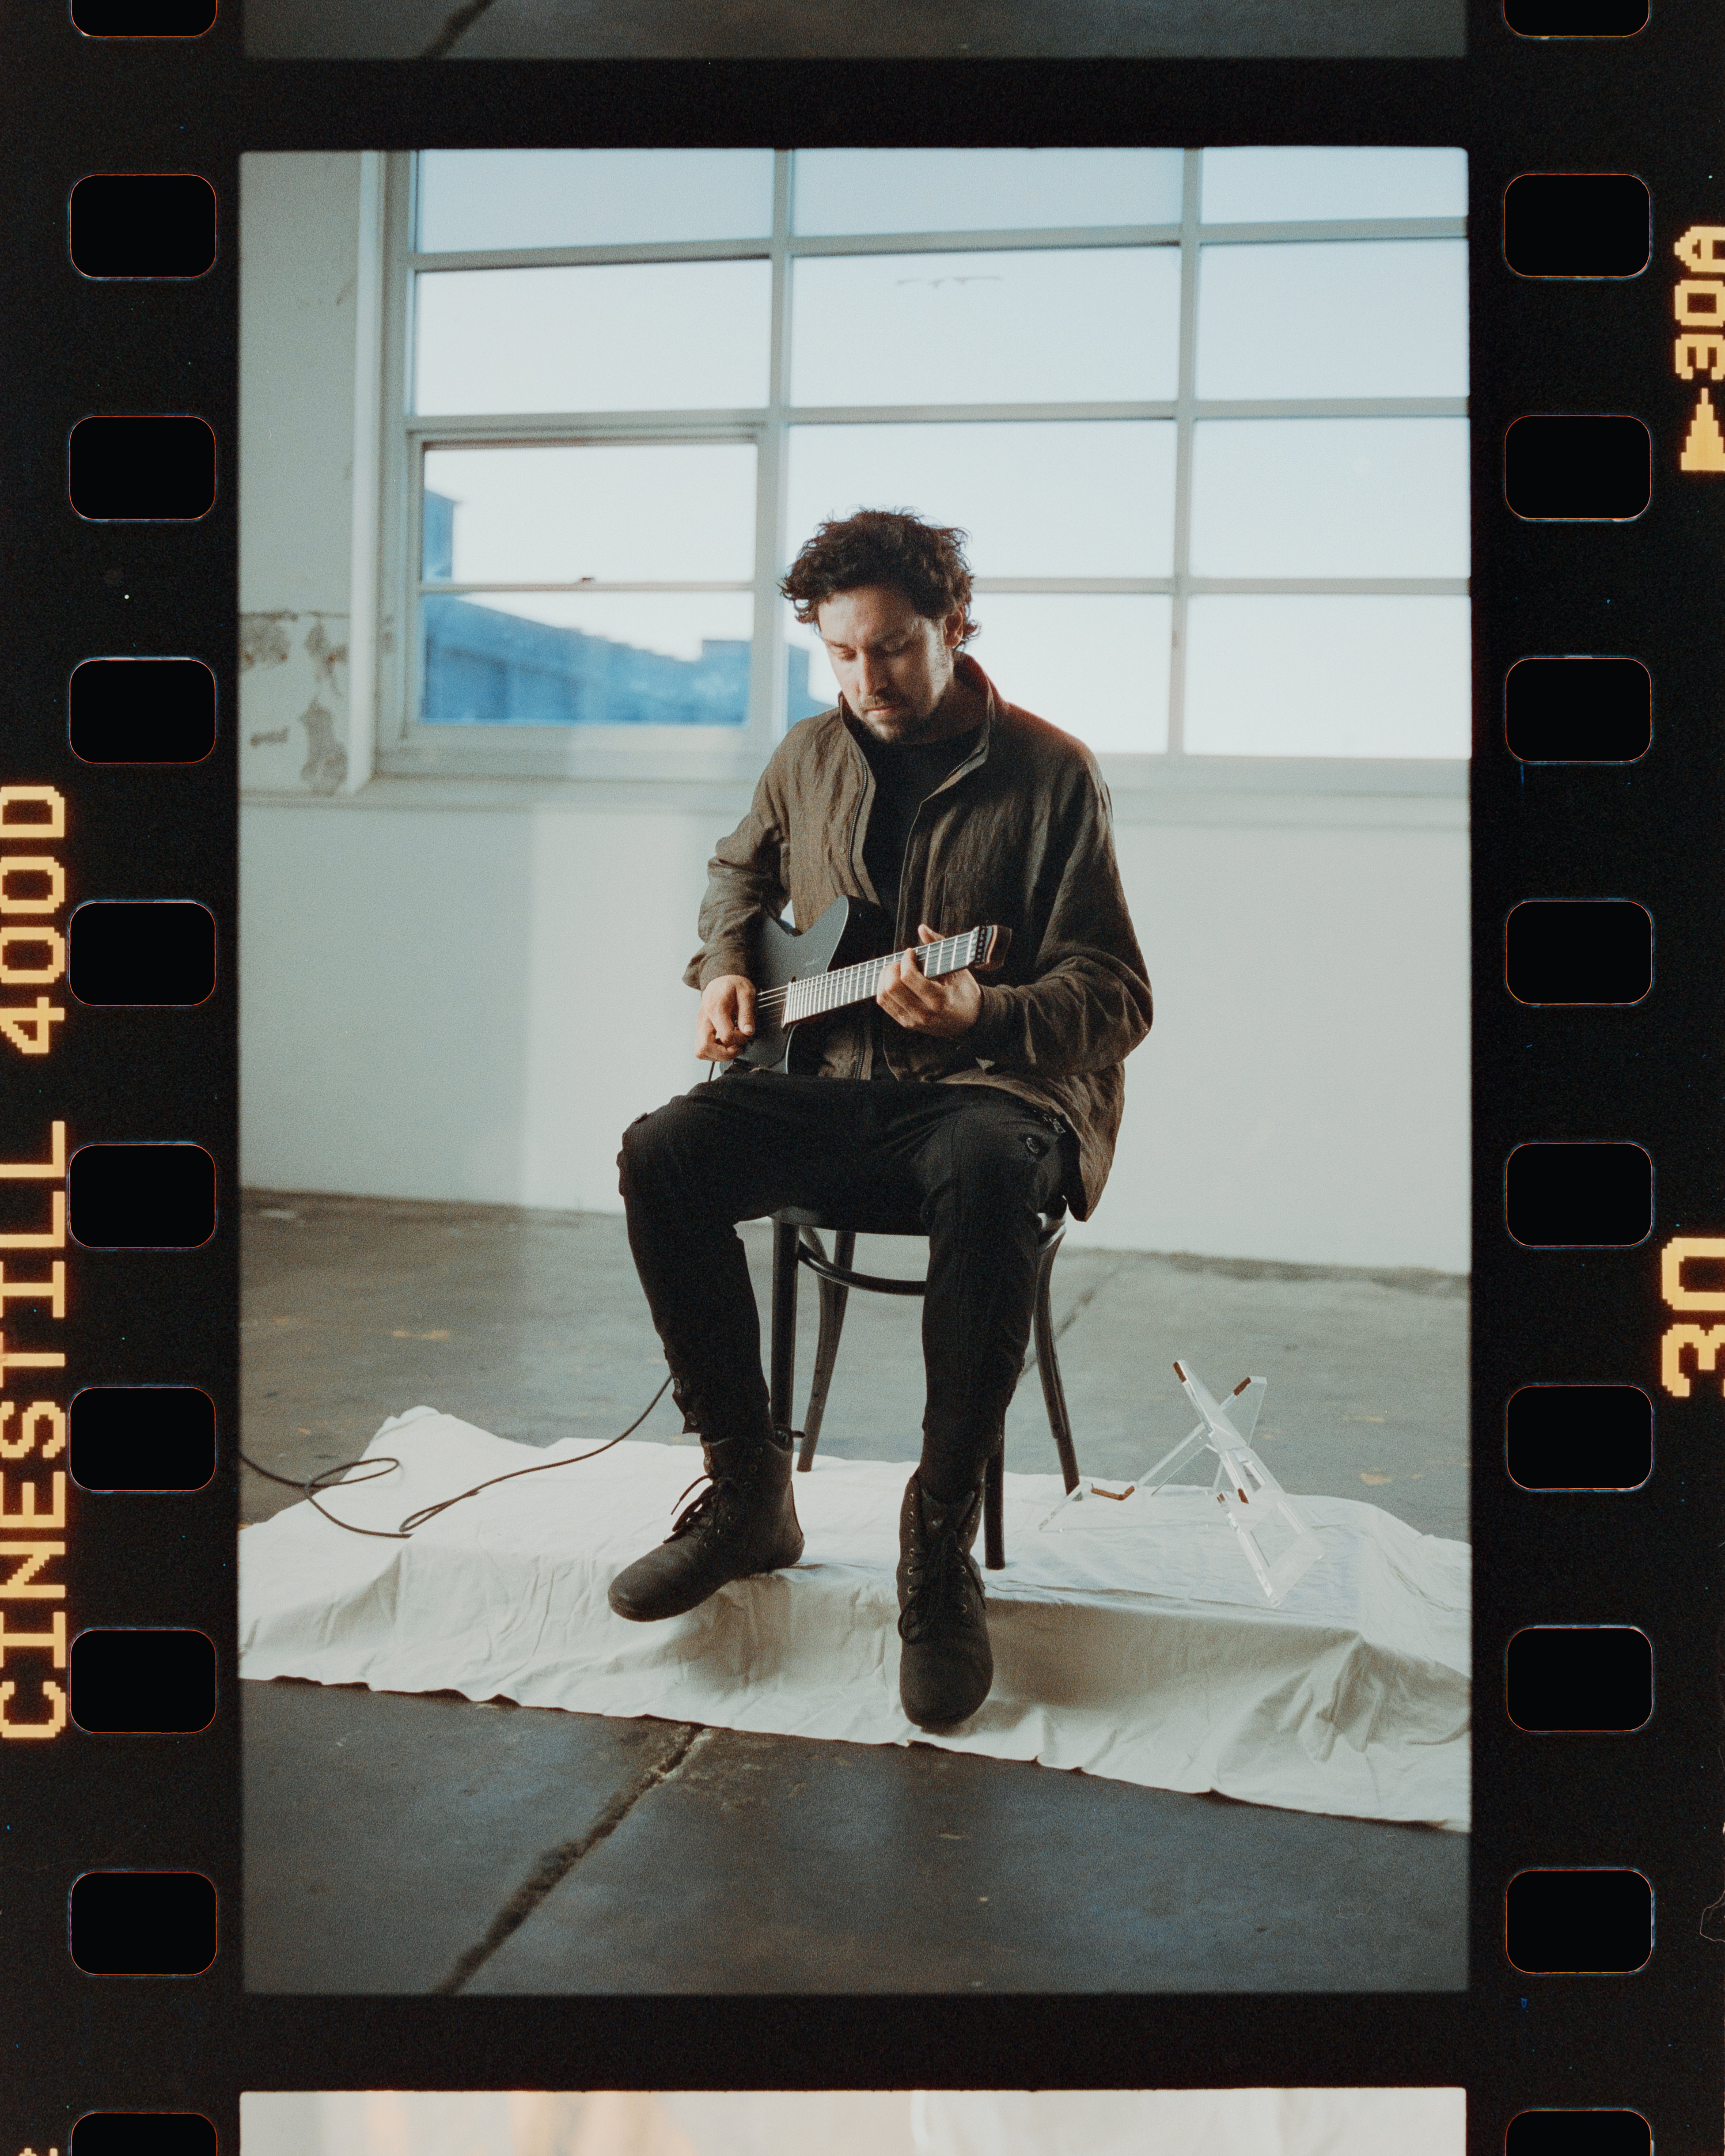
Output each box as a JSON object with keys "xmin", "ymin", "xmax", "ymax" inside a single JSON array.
[{"xmin": 375, "ymin": 146, "xmax": 1468, "ymax": 781}]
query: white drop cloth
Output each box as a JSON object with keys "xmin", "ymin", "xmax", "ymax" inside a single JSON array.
[
  {"xmin": 241, "ymin": 2086, "xmax": 1467, "ymax": 2156},
  {"xmin": 239, "ymin": 1410, "xmax": 1469, "ymax": 1831},
  {"xmin": 901, "ymin": 2089, "xmax": 1467, "ymax": 2156}
]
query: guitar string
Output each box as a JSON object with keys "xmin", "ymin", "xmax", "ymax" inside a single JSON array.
[
  {"xmin": 781, "ymin": 935, "xmax": 970, "ymax": 1015},
  {"xmin": 800, "ymin": 931, "xmax": 972, "ymax": 995},
  {"xmin": 760, "ymin": 946, "xmax": 958, "ymax": 1015},
  {"xmin": 751, "ymin": 931, "xmax": 982, "ymax": 1017}
]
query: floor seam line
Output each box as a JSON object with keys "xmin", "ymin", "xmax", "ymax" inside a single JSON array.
[
  {"xmin": 422, "ymin": 0, "xmax": 499, "ymax": 57},
  {"xmin": 1018, "ymin": 1259, "xmax": 1126, "ymax": 1379},
  {"xmin": 433, "ymin": 1721, "xmax": 711, "ymax": 1993}
]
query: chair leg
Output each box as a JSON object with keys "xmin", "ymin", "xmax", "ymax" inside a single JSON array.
[
  {"xmin": 799, "ymin": 1228, "xmax": 853, "ymax": 1472},
  {"xmin": 984, "ymin": 1445, "xmax": 1005, "ymax": 1570},
  {"xmin": 1033, "ymin": 1237, "xmax": 1080, "ymax": 1493},
  {"xmin": 769, "ymin": 1218, "xmax": 800, "ymax": 1436}
]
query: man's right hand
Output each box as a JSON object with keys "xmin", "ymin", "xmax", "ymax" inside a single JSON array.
[{"xmin": 696, "ymin": 974, "xmax": 757, "ymax": 1062}]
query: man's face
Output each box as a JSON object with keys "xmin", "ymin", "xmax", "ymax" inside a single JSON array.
[{"xmin": 814, "ymin": 584, "xmax": 964, "ymax": 743}]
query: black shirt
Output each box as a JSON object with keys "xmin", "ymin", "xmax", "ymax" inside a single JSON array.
[
  {"xmin": 847, "ymin": 714, "xmax": 982, "ymax": 927},
  {"xmin": 844, "ymin": 712, "xmax": 983, "ymax": 1077}
]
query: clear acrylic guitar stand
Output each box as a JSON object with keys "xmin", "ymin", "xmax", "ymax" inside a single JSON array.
[{"xmin": 1040, "ymin": 1358, "xmax": 1326, "ymax": 1607}]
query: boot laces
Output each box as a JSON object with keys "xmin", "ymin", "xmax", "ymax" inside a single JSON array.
[
  {"xmin": 899, "ymin": 1517, "xmax": 981, "ymax": 1642},
  {"xmin": 668, "ymin": 1444, "xmax": 772, "ymax": 1540},
  {"xmin": 668, "ymin": 1471, "xmax": 732, "ymax": 1541}
]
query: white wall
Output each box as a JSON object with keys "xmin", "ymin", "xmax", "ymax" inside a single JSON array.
[
  {"xmin": 239, "ymin": 155, "xmax": 1471, "ymax": 1274},
  {"xmin": 239, "ymin": 152, "xmax": 365, "ymax": 794},
  {"xmin": 240, "ymin": 794, "xmax": 716, "ymax": 1210},
  {"xmin": 1102, "ymin": 814, "xmax": 1467, "ymax": 1267}
]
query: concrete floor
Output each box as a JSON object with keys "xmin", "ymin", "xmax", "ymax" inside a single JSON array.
[
  {"xmin": 243, "ymin": 0, "xmax": 1467, "ymax": 60},
  {"xmin": 242, "ymin": 1189, "xmax": 1468, "ymax": 1994}
]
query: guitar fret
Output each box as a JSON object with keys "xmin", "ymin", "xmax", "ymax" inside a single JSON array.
[{"xmin": 785, "ymin": 928, "xmax": 986, "ymax": 1029}]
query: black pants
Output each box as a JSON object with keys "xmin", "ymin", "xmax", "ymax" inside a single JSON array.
[{"xmin": 617, "ymin": 1071, "xmax": 1070, "ymax": 1501}]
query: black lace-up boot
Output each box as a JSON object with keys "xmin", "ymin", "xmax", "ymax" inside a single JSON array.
[
  {"xmin": 607, "ymin": 1426, "xmax": 803, "ymax": 1622},
  {"xmin": 895, "ymin": 1469, "xmax": 993, "ymax": 1729}
]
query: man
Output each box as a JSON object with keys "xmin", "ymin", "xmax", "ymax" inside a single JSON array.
[{"xmin": 613, "ymin": 508, "xmax": 1152, "ymax": 1730}]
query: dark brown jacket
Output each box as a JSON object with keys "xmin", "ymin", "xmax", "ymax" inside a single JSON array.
[{"xmin": 683, "ymin": 657, "xmax": 1153, "ymax": 1217}]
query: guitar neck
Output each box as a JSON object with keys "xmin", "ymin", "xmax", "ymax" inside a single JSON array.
[{"xmin": 784, "ymin": 928, "xmax": 992, "ymax": 1026}]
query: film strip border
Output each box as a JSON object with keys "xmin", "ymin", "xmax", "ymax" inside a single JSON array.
[
  {"xmin": 1472, "ymin": 0, "xmax": 1724, "ymax": 2146},
  {"xmin": 2, "ymin": 0, "xmax": 1721, "ymax": 2151},
  {"xmin": 2, "ymin": 0, "xmax": 241, "ymax": 2149}
]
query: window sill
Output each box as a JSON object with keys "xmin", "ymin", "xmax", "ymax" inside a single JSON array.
[
  {"xmin": 242, "ymin": 773, "xmax": 763, "ymax": 818},
  {"xmin": 243, "ymin": 756, "xmax": 1468, "ymax": 830},
  {"xmin": 1100, "ymin": 753, "xmax": 1468, "ymax": 827}
]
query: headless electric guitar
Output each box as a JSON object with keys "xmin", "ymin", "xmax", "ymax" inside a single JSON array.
[{"xmin": 733, "ymin": 895, "xmax": 1011, "ymax": 1074}]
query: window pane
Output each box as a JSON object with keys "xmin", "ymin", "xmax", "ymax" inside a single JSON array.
[
  {"xmin": 1184, "ymin": 595, "xmax": 1471, "ymax": 756},
  {"xmin": 423, "ymin": 592, "xmax": 753, "ymax": 727},
  {"xmin": 417, "ymin": 150, "xmax": 775, "ymax": 253},
  {"xmin": 792, "ymin": 150, "xmax": 1184, "ymax": 237},
  {"xmin": 1196, "ymin": 241, "xmax": 1468, "ymax": 398},
  {"xmin": 414, "ymin": 261, "xmax": 772, "ymax": 414},
  {"xmin": 422, "ymin": 443, "xmax": 756, "ymax": 585},
  {"xmin": 784, "ymin": 422, "xmax": 1175, "ymax": 578},
  {"xmin": 1200, "ymin": 148, "xmax": 1468, "ymax": 224},
  {"xmin": 787, "ymin": 594, "xmax": 1171, "ymax": 754},
  {"xmin": 789, "ymin": 250, "xmax": 1181, "ymax": 407},
  {"xmin": 1189, "ymin": 419, "xmax": 1470, "ymax": 577}
]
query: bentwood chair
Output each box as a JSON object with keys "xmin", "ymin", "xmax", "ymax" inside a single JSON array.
[{"xmin": 766, "ymin": 1199, "xmax": 1080, "ymax": 1569}]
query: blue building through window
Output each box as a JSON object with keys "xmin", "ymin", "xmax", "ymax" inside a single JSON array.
[{"xmin": 421, "ymin": 491, "xmax": 824, "ymax": 729}]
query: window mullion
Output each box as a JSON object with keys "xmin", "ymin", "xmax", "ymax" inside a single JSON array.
[
  {"xmin": 387, "ymin": 152, "xmax": 420, "ymax": 760},
  {"xmin": 401, "ymin": 217, "xmax": 1461, "ymax": 277},
  {"xmin": 751, "ymin": 150, "xmax": 795, "ymax": 753},
  {"xmin": 406, "ymin": 372, "xmax": 428, "ymax": 746},
  {"xmin": 404, "ymin": 410, "xmax": 771, "ymax": 440},
  {"xmin": 1166, "ymin": 148, "xmax": 1202, "ymax": 762},
  {"xmin": 1195, "ymin": 216, "xmax": 1466, "ymax": 245},
  {"xmin": 422, "ymin": 582, "xmax": 755, "ymax": 595}
]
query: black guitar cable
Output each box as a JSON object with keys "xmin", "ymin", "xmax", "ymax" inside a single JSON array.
[
  {"xmin": 237, "ymin": 1374, "xmax": 674, "ymax": 1542},
  {"xmin": 245, "ymin": 1048, "xmax": 724, "ymax": 1537}
]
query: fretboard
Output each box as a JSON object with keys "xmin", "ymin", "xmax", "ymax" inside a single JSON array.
[{"xmin": 784, "ymin": 929, "xmax": 988, "ymax": 1025}]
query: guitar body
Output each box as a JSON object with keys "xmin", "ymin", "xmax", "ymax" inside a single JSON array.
[{"xmin": 735, "ymin": 895, "xmax": 894, "ymax": 1074}]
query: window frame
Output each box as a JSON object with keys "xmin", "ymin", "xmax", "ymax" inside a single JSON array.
[{"xmin": 370, "ymin": 148, "xmax": 1470, "ymax": 796}]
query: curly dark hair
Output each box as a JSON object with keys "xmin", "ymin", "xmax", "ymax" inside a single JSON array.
[{"xmin": 779, "ymin": 508, "xmax": 979, "ymax": 645}]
